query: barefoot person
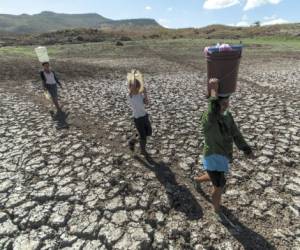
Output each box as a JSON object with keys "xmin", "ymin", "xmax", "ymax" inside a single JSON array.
[
  {"xmin": 127, "ymin": 70, "xmax": 152, "ymax": 155},
  {"xmin": 40, "ymin": 62, "xmax": 63, "ymax": 113},
  {"xmin": 194, "ymin": 78, "xmax": 254, "ymax": 222}
]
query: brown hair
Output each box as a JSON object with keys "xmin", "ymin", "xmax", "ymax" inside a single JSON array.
[
  {"xmin": 129, "ymin": 79, "xmax": 141, "ymax": 90},
  {"xmin": 134, "ymin": 79, "xmax": 141, "ymax": 89}
]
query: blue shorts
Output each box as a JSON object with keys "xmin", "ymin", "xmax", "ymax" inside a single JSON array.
[{"xmin": 203, "ymin": 154, "xmax": 229, "ymax": 173}]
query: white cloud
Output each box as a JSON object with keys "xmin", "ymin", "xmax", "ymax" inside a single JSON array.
[
  {"xmin": 261, "ymin": 17, "xmax": 289, "ymax": 25},
  {"xmin": 230, "ymin": 14, "xmax": 289, "ymax": 26},
  {"xmin": 244, "ymin": 0, "xmax": 282, "ymax": 11},
  {"xmin": 230, "ymin": 20, "xmax": 251, "ymax": 26},
  {"xmin": 237, "ymin": 21, "xmax": 250, "ymax": 26},
  {"xmin": 158, "ymin": 18, "xmax": 170, "ymax": 28},
  {"xmin": 263, "ymin": 14, "xmax": 277, "ymax": 20},
  {"xmin": 145, "ymin": 6, "xmax": 152, "ymax": 11},
  {"xmin": 167, "ymin": 7, "xmax": 173, "ymax": 12},
  {"xmin": 229, "ymin": 14, "xmax": 250, "ymax": 26},
  {"xmin": 203, "ymin": 0, "xmax": 240, "ymax": 10}
]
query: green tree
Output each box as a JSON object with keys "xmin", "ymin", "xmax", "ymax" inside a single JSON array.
[{"xmin": 253, "ymin": 21, "xmax": 261, "ymax": 27}]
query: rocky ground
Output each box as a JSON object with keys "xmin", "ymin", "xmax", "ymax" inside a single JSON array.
[{"xmin": 0, "ymin": 49, "xmax": 299, "ymax": 250}]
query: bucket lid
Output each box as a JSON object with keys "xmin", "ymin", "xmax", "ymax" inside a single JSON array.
[
  {"xmin": 205, "ymin": 50, "xmax": 242, "ymax": 60},
  {"xmin": 204, "ymin": 44, "xmax": 243, "ymax": 54}
]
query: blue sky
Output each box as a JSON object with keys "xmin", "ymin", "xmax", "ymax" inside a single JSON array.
[{"xmin": 0, "ymin": 0, "xmax": 299, "ymax": 28}]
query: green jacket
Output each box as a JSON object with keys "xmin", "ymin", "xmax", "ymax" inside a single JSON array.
[{"xmin": 202, "ymin": 97, "xmax": 251, "ymax": 162}]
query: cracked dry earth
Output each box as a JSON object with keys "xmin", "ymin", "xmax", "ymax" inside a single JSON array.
[{"xmin": 0, "ymin": 55, "xmax": 300, "ymax": 250}]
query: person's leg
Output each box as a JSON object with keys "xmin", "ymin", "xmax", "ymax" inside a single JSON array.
[
  {"xmin": 207, "ymin": 171, "xmax": 226, "ymax": 213},
  {"xmin": 141, "ymin": 115, "xmax": 153, "ymax": 154},
  {"xmin": 140, "ymin": 115, "xmax": 152, "ymax": 155},
  {"xmin": 194, "ymin": 173, "xmax": 210, "ymax": 182},
  {"xmin": 52, "ymin": 97, "xmax": 61, "ymax": 112},
  {"xmin": 134, "ymin": 117, "xmax": 147, "ymax": 155},
  {"xmin": 140, "ymin": 117, "xmax": 148, "ymax": 155},
  {"xmin": 145, "ymin": 115, "xmax": 152, "ymax": 137},
  {"xmin": 49, "ymin": 85, "xmax": 61, "ymax": 112},
  {"xmin": 128, "ymin": 134, "xmax": 138, "ymax": 152},
  {"xmin": 140, "ymin": 137, "xmax": 147, "ymax": 155},
  {"xmin": 211, "ymin": 185, "xmax": 223, "ymax": 213},
  {"xmin": 128, "ymin": 126, "xmax": 138, "ymax": 151}
]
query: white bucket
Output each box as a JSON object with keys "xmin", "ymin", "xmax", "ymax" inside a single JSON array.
[
  {"xmin": 43, "ymin": 90, "xmax": 51, "ymax": 100},
  {"xmin": 35, "ymin": 46, "xmax": 49, "ymax": 63}
]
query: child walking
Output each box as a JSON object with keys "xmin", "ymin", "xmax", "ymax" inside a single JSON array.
[
  {"xmin": 194, "ymin": 78, "xmax": 254, "ymax": 222},
  {"xmin": 40, "ymin": 62, "xmax": 63, "ymax": 113},
  {"xmin": 127, "ymin": 70, "xmax": 152, "ymax": 155}
]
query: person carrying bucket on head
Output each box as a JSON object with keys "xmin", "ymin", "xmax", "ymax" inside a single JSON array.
[
  {"xmin": 194, "ymin": 78, "xmax": 254, "ymax": 223},
  {"xmin": 127, "ymin": 70, "xmax": 152, "ymax": 156},
  {"xmin": 40, "ymin": 62, "xmax": 63, "ymax": 113},
  {"xmin": 35, "ymin": 46, "xmax": 63, "ymax": 113}
]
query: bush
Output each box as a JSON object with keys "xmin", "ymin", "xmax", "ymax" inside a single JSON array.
[
  {"xmin": 116, "ymin": 41, "xmax": 124, "ymax": 46},
  {"xmin": 119, "ymin": 36, "xmax": 132, "ymax": 41},
  {"xmin": 149, "ymin": 34, "xmax": 160, "ymax": 39}
]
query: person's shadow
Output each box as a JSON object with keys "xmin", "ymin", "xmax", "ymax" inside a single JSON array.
[
  {"xmin": 196, "ymin": 186, "xmax": 275, "ymax": 250},
  {"xmin": 134, "ymin": 154, "xmax": 203, "ymax": 220},
  {"xmin": 50, "ymin": 110, "xmax": 70, "ymax": 129}
]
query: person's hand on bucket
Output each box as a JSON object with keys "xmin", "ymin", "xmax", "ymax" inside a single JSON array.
[{"xmin": 209, "ymin": 78, "xmax": 219, "ymax": 97}]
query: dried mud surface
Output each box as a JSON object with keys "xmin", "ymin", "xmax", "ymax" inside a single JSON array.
[{"xmin": 0, "ymin": 50, "xmax": 299, "ymax": 250}]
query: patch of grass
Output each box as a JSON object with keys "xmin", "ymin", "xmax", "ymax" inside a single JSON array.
[
  {"xmin": 0, "ymin": 45, "xmax": 62, "ymax": 58},
  {"xmin": 0, "ymin": 46, "xmax": 35, "ymax": 57},
  {"xmin": 241, "ymin": 37, "xmax": 300, "ymax": 51},
  {"xmin": 1, "ymin": 37, "xmax": 299, "ymax": 62}
]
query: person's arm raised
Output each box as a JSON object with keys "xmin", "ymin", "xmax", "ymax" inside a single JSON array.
[
  {"xmin": 207, "ymin": 78, "xmax": 219, "ymax": 123},
  {"xmin": 209, "ymin": 78, "xmax": 219, "ymax": 97},
  {"xmin": 40, "ymin": 71, "xmax": 47, "ymax": 90},
  {"xmin": 143, "ymin": 87, "xmax": 149, "ymax": 105}
]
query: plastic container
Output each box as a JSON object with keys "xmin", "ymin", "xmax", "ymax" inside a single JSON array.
[
  {"xmin": 127, "ymin": 69, "xmax": 144, "ymax": 93},
  {"xmin": 205, "ymin": 46, "xmax": 242, "ymax": 97},
  {"xmin": 43, "ymin": 90, "xmax": 51, "ymax": 100},
  {"xmin": 35, "ymin": 46, "xmax": 49, "ymax": 63}
]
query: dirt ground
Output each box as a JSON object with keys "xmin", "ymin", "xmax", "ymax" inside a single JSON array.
[{"xmin": 0, "ymin": 40, "xmax": 299, "ymax": 250}]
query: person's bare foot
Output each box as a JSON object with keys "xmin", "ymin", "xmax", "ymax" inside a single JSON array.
[
  {"xmin": 194, "ymin": 178, "xmax": 203, "ymax": 194},
  {"xmin": 193, "ymin": 176, "xmax": 203, "ymax": 182}
]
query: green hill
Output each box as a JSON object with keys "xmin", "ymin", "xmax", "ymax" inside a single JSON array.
[
  {"xmin": 0, "ymin": 11, "xmax": 161, "ymax": 34},
  {"xmin": 0, "ymin": 11, "xmax": 299, "ymax": 47}
]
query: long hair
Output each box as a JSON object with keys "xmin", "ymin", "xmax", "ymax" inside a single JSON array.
[{"xmin": 129, "ymin": 79, "xmax": 141, "ymax": 90}]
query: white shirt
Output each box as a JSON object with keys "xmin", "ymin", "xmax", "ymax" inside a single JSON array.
[
  {"xmin": 44, "ymin": 71, "xmax": 57, "ymax": 85},
  {"xmin": 128, "ymin": 94, "xmax": 146, "ymax": 119}
]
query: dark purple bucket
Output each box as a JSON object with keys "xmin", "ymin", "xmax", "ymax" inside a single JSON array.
[{"xmin": 205, "ymin": 48, "xmax": 242, "ymax": 96}]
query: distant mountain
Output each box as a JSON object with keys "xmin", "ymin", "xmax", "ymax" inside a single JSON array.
[
  {"xmin": 99, "ymin": 19, "xmax": 162, "ymax": 29},
  {"xmin": 0, "ymin": 11, "xmax": 161, "ymax": 34},
  {"xmin": 1, "ymin": 17, "xmax": 299, "ymax": 47}
]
